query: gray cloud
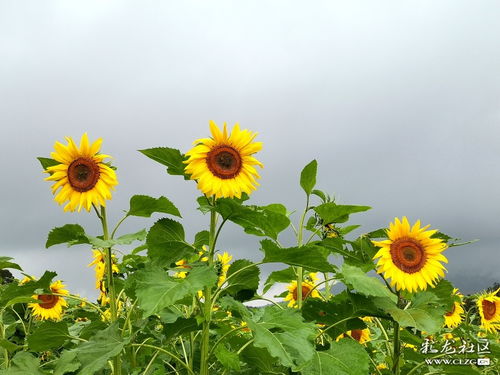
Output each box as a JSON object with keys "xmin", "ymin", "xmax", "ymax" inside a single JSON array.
[{"xmin": 1, "ymin": 1, "xmax": 499, "ymax": 299}]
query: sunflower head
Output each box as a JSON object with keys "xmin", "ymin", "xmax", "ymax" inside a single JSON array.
[
  {"xmin": 284, "ymin": 275, "xmax": 320, "ymax": 308},
  {"xmin": 372, "ymin": 217, "xmax": 448, "ymax": 293},
  {"xmin": 28, "ymin": 280, "xmax": 69, "ymax": 321},
  {"xmin": 216, "ymin": 252, "xmax": 233, "ymax": 287},
  {"xmin": 443, "ymin": 288, "xmax": 464, "ymax": 329},
  {"xmin": 44, "ymin": 133, "xmax": 118, "ymax": 212},
  {"xmin": 336, "ymin": 328, "xmax": 371, "ymax": 345},
  {"xmin": 477, "ymin": 288, "xmax": 500, "ymax": 333},
  {"xmin": 184, "ymin": 121, "xmax": 263, "ymax": 199}
]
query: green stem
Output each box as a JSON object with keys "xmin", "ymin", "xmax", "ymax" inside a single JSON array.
[
  {"xmin": 131, "ymin": 344, "xmax": 195, "ymax": 375},
  {"xmin": 296, "ymin": 195, "xmax": 309, "ymax": 309},
  {"xmin": 99, "ymin": 206, "xmax": 121, "ymax": 375},
  {"xmin": 110, "ymin": 214, "xmax": 129, "ymax": 239},
  {"xmin": 392, "ymin": 292, "xmax": 402, "ymax": 375},
  {"xmin": 200, "ymin": 198, "xmax": 218, "ymax": 375},
  {"xmin": 0, "ymin": 323, "xmax": 8, "ymax": 369}
]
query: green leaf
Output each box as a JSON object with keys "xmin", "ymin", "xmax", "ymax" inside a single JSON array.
[
  {"xmin": 46, "ymin": 224, "xmax": 88, "ymax": 248},
  {"xmin": 263, "ymin": 267, "xmax": 296, "ymax": 293},
  {"xmin": 261, "ymin": 240, "xmax": 335, "ymax": 272},
  {"xmin": 0, "ymin": 257, "xmax": 22, "ymax": 271},
  {"xmin": 300, "ymin": 160, "xmax": 317, "ymax": 195},
  {"xmin": 311, "ymin": 189, "xmax": 327, "ymax": 202},
  {"xmin": 224, "ymin": 259, "xmax": 260, "ymax": 301},
  {"xmin": 86, "ymin": 229, "xmax": 147, "ymax": 248},
  {"xmin": 0, "ymin": 271, "xmax": 56, "ymax": 307},
  {"xmin": 146, "ymin": 218, "xmax": 194, "ymax": 265},
  {"xmin": 339, "ymin": 263, "xmax": 395, "ymax": 300},
  {"xmin": 0, "ymin": 352, "xmax": 44, "ymax": 375},
  {"xmin": 71, "ymin": 324, "xmax": 128, "ymax": 375},
  {"xmin": 37, "ymin": 157, "xmax": 59, "ymax": 170},
  {"xmin": 27, "ymin": 321, "xmax": 69, "ymax": 351},
  {"xmin": 300, "ymin": 340, "xmax": 370, "ymax": 375},
  {"xmin": 214, "ymin": 344, "xmax": 241, "ymax": 371},
  {"xmin": 139, "ymin": 147, "xmax": 189, "ymax": 179},
  {"xmin": 131, "ymin": 265, "xmax": 217, "ymax": 317},
  {"xmin": 53, "ymin": 351, "xmax": 80, "ymax": 375},
  {"xmin": 313, "ymin": 203, "xmax": 371, "ymax": 224},
  {"xmin": 163, "ymin": 317, "xmax": 200, "ymax": 340},
  {"xmin": 128, "ymin": 195, "xmax": 181, "ymax": 218},
  {"xmin": 246, "ymin": 306, "xmax": 316, "ymax": 371},
  {"xmin": 193, "ymin": 230, "xmax": 209, "ymax": 248},
  {"xmin": 215, "ymin": 199, "xmax": 290, "ymax": 240},
  {"xmin": 0, "ymin": 339, "xmax": 20, "ymax": 353}
]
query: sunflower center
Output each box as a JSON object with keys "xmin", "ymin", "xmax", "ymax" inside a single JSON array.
[
  {"xmin": 292, "ymin": 285, "xmax": 312, "ymax": 301},
  {"xmin": 445, "ymin": 303, "xmax": 456, "ymax": 316},
  {"xmin": 68, "ymin": 157, "xmax": 100, "ymax": 192},
  {"xmin": 390, "ymin": 238, "xmax": 426, "ymax": 274},
  {"xmin": 38, "ymin": 294, "xmax": 59, "ymax": 309},
  {"xmin": 482, "ymin": 300, "xmax": 496, "ymax": 320},
  {"xmin": 350, "ymin": 330, "xmax": 363, "ymax": 342},
  {"xmin": 206, "ymin": 146, "xmax": 242, "ymax": 179}
]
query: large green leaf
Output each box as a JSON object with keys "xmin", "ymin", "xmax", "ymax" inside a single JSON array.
[
  {"xmin": 261, "ymin": 240, "xmax": 335, "ymax": 272},
  {"xmin": 300, "ymin": 160, "xmax": 317, "ymax": 195},
  {"xmin": 53, "ymin": 351, "xmax": 80, "ymax": 375},
  {"xmin": 215, "ymin": 199, "xmax": 290, "ymax": 240},
  {"xmin": 0, "ymin": 271, "xmax": 56, "ymax": 307},
  {"xmin": 263, "ymin": 267, "xmax": 295, "ymax": 293},
  {"xmin": 146, "ymin": 218, "xmax": 194, "ymax": 265},
  {"xmin": 300, "ymin": 340, "xmax": 370, "ymax": 375},
  {"xmin": 86, "ymin": 229, "xmax": 147, "ymax": 248},
  {"xmin": 223, "ymin": 259, "xmax": 260, "ymax": 301},
  {"xmin": 45, "ymin": 224, "xmax": 88, "ymax": 248},
  {"xmin": 0, "ymin": 257, "xmax": 22, "ymax": 271},
  {"xmin": 313, "ymin": 203, "xmax": 371, "ymax": 224},
  {"xmin": 339, "ymin": 263, "xmax": 395, "ymax": 300},
  {"xmin": 139, "ymin": 147, "xmax": 189, "ymax": 178},
  {"xmin": 214, "ymin": 344, "xmax": 241, "ymax": 371},
  {"xmin": 27, "ymin": 321, "xmax": 69, "ymax": 351},
  {"xmin": 0, "ymin": 352, "xmax": 45, "ymax": 375},
  {"xmin": 246, "ymin": 306, "xmax": 316, "ymax": 371},
  {"xmin": 127, "ymin": 195, "xmax": 181, "ymax": 218},
  {"xmin": 71, "ymin": 324, "xmax": 127, "ymax": 375},
  {"xmin": 132, "ymin": 265, "xmax": 217, "ymax": 317}
]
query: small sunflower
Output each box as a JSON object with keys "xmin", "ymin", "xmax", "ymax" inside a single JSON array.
[
  {"xmin": 284, "ymin": 273, "xmax": 320, "ymax": 308},
  {"xmin": 28, "ymin": 280, "xmax": 69, "ymax": 321},
  {"xmin": 216, "ymin": 252, "xmax": 232, "ymax": 287},
  {"xmin": 444, "ymin": 289, "xmax": 464, "ymax": 329},
  {"xmin": 45, "ymin": 133, "xmax": 118, "ymax": 212},
  {"xmin": 477, "ymin": 288, "xmax": 500, "ymax": 333},
  {"xmin": 372, "ymin": 217, "xmax": 448, "ymax": 293},
  {"xmin": 88, "ymin": 250, "xmax": 119, "ymax": 290},
  {"xmin": 336, "ymin": 328, "xmax": 371, "ymax": 345},
  {"xmin": 174, "ymin": 259, "xmax": 191, "ymax": 279},
  {"xmin": 184, "ymin": 121, "xmax": 263, "ymax": 199}
]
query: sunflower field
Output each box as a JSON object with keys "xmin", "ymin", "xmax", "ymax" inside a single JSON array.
[{"xmin": 0, "ymin": 122, "xmax": 498, "ymax": 375}]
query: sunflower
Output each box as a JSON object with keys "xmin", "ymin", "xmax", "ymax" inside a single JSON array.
[
  {"xmin": 88, "ymin": 250, "xmax": 118, "ymax": 305},
  {"xmin": 477, "ymin": 288, "xmax": 500, "ymax": 333},
  {"xmin": 216, "ymin": 252, "xmax": 232, "ymax": 287},
  {"xmin": 184, "ymin": 121, "xmax": 263, "ymax": 199},
  {"xmin": 444, "ymin": 289, "xmax": 464, "ymax": 329},
  {"xmin": 45, "ymin": 133, "xmax": 118, "ymax": 212},
  {"xmin": 372, "ymin": 217, "xmax": 448, "ymax": 293},
  {"xmin": 336, "ymin": 328, "xmax": 371, "ymax": 345},
  {"xmin": 174, "ymin": 259, "xmax": 191, "ymax": 279},
  {"xmin": 284, "ymin": 273, "xmax": 321, "ymax": 308},
  {"xmin": 28, "ymin": 280, "xmax": 69, "ymax": 321}
]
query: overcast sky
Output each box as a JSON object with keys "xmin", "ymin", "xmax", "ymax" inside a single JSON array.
[{"xmin": 1, "ymin": 1, "xmax": 499, "ymax": 300}]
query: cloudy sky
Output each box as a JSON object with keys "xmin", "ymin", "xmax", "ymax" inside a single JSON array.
[{"xmin": 1, "ymin": 1, "xmax": 499, "ymax": 300}]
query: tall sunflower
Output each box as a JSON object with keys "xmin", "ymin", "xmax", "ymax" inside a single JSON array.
[
  {"xmin": 444, "ymin": 289, "xmax": 464, "ymax": 329},
  {"xmin": 372, "ymin": 217, "xmax": 448, "ymax": 293},
  {"xmin": 477, "ymin": 288, "xmax": 500, "ymax": 333},
  {"xmin": 28, "ymin": 280, "xmax": 69, "ymax": 321},
  {"xmin": 284, "ymin": 273, "xmax": 321, "ymax": 308},
  {"xmin": 45, "ymin": 133, "xmax": 118, "ymax": 212},
  {"xmin": 184, "ymin": 121, "xmax": 263, "ymax": 199}
]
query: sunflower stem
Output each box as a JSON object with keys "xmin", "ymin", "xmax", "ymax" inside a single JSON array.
[
  {"xmin": 200, "ymin": 197, "xmax": 218, "ymax": 375},
  {"xmin": 392, "ymin": 292, "xmax": 402, "ymax": 375},
  {"xmin": 0, "ymin": 323, "xmax": 8, "ymax": 369},
  {"xmin": 100, "ymin": 206, "xmax": 121, "ymax": 375},
  {"xmin": 296, "ymin": 194, "xmax": 309, "ymax": 309}
]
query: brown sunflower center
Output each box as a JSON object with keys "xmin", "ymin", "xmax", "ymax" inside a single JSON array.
[
  {"xmin": 67, "ymin": 157, "xmax": 100, "ymax": 192},
  {"xmin": 482, "ymin": 300, "xmax": 496, "ymax": 320},
  {"xmin": 445, "ymin": 303, "xmax": 456, "ymax": 316},
  {"xmin": 350, "ymin": 329, "xmax": 363, "ymax": 342},
  {"xmin": 390, "ymin": 238, "xmax": 426, "ymax": 273},
  {"xmin": 292, "ymin": 285, "xmax": 312, "ymax": 301},
  {"xmin": 206, "ymin": 146, "xmax": 242, "ymax": 179},
  {"xmin": 38, "ymin": 294, "xmax": 59, "ymax": 309}
]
